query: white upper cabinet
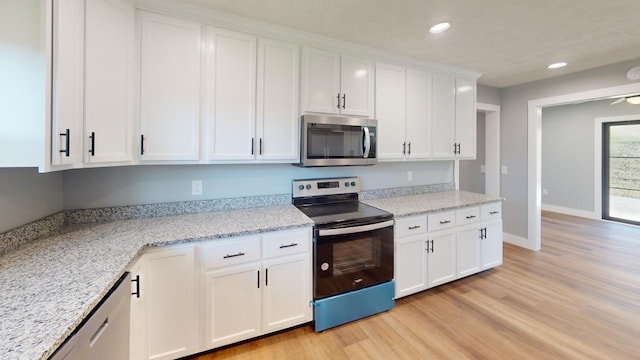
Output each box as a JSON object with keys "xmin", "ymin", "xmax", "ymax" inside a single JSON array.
[
  {"xmin": 256, "ymin": 38, "xmax": 300, "ymax": 161},
  {"xmin": 84, "ymin": 0, "xmax": 135, "ymax": 164},
  {"xmin": 206, "ymin": 27, "xmax": 257, "ymax": 160},
  {"xmin": 301, "ymin": 47, "xmax": 373, "ymax": 117},
  {"xmin": 405, "ymin": 69, "xmax": 432, "ymax": 159},
  {"xmin": 430, "ymin": 73, "xmax": 456, "ymax": 158},
  {"xmin": 375, "ymin": 63, "xmax": 406, "ymax": 160},
  {"xmin": 455, "ymin": 77, "xmax": 477, "ymax": 159},
  {"xmin": 51, "ymin": 0, "xmax": 84, "ymax": 166},
  {"xmin": 139, "ymin": 12, "xmax": 202, "ymax": 161}
]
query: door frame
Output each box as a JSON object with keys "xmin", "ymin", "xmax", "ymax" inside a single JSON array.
[
  {"xmin": 455, "ymin": 102, "xmax": 501, "ymax": 196},
  {"xmin": 527, "ymin": 82, "xmax": 640, "ymax": 251}
]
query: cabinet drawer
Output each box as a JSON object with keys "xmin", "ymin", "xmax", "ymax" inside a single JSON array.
[
  {"xmin": 456, "ymin": 207, "xmax": 480, "ymax": 226},
  {"xmin": 428, "ymin": 211, "xmax": 456, "ymax": 232},
  {"xmin": 481, "ymin": 202, "xmax": 502, "ymax": 221},
  {"xmin": 202, "ymin": 235, "xmax": 261, "ymax": 269},
  {"xmin": 395, "ymin": 215, "xmax": 428, "ymax": 237},
  {"xmin": 263, "ymin": 227, "xmax": 311, "ymax": 259}
]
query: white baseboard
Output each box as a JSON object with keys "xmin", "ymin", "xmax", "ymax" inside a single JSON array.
[
  {"xmin": 541, "ymin": 204, "xmax": 599, "ymax": 219},
  {"xmin": 503, "ymin": 232, "xmax": 536, "ymax": 251}
]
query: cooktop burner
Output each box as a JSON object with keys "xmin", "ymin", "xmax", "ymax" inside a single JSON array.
[{"xmin": 292, "ymin": 177, "xmax": 392, "ymax": 229}]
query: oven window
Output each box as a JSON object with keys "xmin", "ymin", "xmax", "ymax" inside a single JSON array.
[{"xmin": 332, "ymin": 237, "xmax": 381, "ymax": 276}]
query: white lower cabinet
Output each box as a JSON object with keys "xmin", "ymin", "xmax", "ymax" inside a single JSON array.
[
  {"xmin": 129, "ymin": 246, "xmax": 198, "ymax": 360},
  {"xmin": 394, "ymin": 202, "xmax": 502, "ymax": 299},
  {"xmin": 130, "ymin": 227, "xmax": 311, "ymax": 359},
  {"xmin": 202, "ymin": 228, "xmax": 312, "ymax": 349}
]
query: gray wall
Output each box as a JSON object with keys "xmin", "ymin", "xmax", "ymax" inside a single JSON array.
[
  {"xmin": 459, "ymin": 112, "xmax": 486, "ymax": 194},
  {"xmin": 477, "ymin": 84, "xmax": 501, "ymax": 105},
  {"xmin": 542, "ymin": 99, "xmax": 640, "ymax": 213},
  {"xmin": 0, "ymin": 168, "xmax": 64, "ymax": 232},
  {"xmin": 500, "ymin": 58, "xmax": 640, "ymax": 239},
  {"xmin": 0, "ymin": 0, "xmax": 45, "ymax": 167},
  {"xmin": 62, "ymin": 161, "xmax": 453, "ymax": 209}
]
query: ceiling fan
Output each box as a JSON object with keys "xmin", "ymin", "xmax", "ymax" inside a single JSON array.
[{"xmin": 610, "ymin": 94, "xmax": 640, "ymax": 105}]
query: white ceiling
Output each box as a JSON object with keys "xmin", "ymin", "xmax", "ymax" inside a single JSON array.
[{"xmin": 175, "ymin": 0, "xmax": 640, "ymax": 88}]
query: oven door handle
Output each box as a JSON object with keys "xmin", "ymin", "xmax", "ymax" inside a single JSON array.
[{"xmin": 317, "ymin": 220, "xmax": 394, "ymax": 236}]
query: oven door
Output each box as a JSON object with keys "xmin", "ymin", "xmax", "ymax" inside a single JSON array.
[{"xmin": 314, "ymin": 220, "xmax": 394, "ymax": 299}]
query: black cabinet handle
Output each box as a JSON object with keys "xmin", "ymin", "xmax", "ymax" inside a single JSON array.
[
  {"xmin": 336, "ymin": 93, "xmax": 341, "ymax": 108},
  {"xmin": 131, "ymin": 275, "xmax": 140, "ymax": 298},
  {"xmin": 265, "ymin": 268, "xmax": 268, "ymax": 286},
  {"xmin": 430, "ymin": 239, "xmax": 434, "ymax": 252},
  {"xmin": 439, "ymin": 220, "xmax": 451, "ymax": 225},
  {"xmin": 223, "ymin": 252, "xmax": 246, "ymax": 259},
  {"xmin": 408, "ymin": 225, "xmax": 421, "ymax": 230},
  {"xmin": 60, "ymin": 128, "xmax": 70, "ymax": 157},
  {"xmin": 279, "ymin": 243, "xmax": 298, "ymax": 249},
  {"xmin": 402, "ymin": 142, "xmax": 406, "ymax": 155},
  {"xmin": 466, "ymin": 215, "xmax": 476, "ymax": 219},
  {"xmin": 89, "ymin": 132, "xmax": 95, "ymax": 156},
  {"xmin": 342, "ymin": 93, "xmax": 346, "ymax": 109},
  {"xmin": 407, "ymin": 142, "xmax": 411, "ymax": 155},
  {"xmin": 490, "ymin": 211, "xmax": 500, "ymax": 215},
  {"xmin": 259, "ymin": 138, "xmax": 263, "ymax": 155},
  {"xmin": 257, "ymin": 270, "xmax": 260, "ymax": 289},
  {"xmin": 251, "ymin": 138, "xmax": 255, "ymax": 155},
  {"xmin": 140, "ymin": 134, "xmax": 145, "ymax": 155}
]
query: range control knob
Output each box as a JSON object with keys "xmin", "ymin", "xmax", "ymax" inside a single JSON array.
[
  {"xmin": 345, "ymin": 182, "xmax": 350, "ymax": 187},
  {"xmin": 350, "ymin": 181, "xmax": 356, "ymax": 187},
  {"xmin": 298, "ymin": 185, "xmax": 304, "ymax": 191},
  {"xmin": 306, "ymin": 184, "xmax": 312, "ymax": 190}
]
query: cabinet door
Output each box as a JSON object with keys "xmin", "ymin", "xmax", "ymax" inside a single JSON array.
[
  {"xmin": 84, "ymin": 0, "xmax": 134, "ymax": 164},
  {"xmin": 140, "ymin": 12, "xmax": 201, "ymax": 161},
  {"xmin": 256, "ymin": 38, "xmax": 299, "ymax": 161},
  {"xmin": 204, "ymin": 263, "xmax": 261, "ymax": 348},
  {"xmin": 262, "ymin": 253, "xmax": 312, "ymax": 333},
  {"xmin": 301, "ymin": 47, "xmax": 340, "ymax": 114},
  {"xmin": 430, "ymin": 73, "xmax": 455, "ymax": 158},
  {"xmin": 207, "ymin": 27, "xmax": 257, "ymax": 160},
  {"xmin": 455, "ymin": 77, "xmax": 477, "ymax": 159},
  {"xmin": 375, "ymin": 63, "xmax": 406, "ymax": 160},
  {"xmin": 481, "ymin": 220, "xmax": 503, "ymax": 270},
  {"xmin": 456, "ymin": 225, "xmax": 482, "ymax": 278},
  {"xmin": 51, "ymin": 0, "xmax": 84, "ymax": 166},
  {"xmin": 340, "ymin": 55, "xmax": 374, "ymax": 117},
  {"xmin": 394, "ymin": 234, "xmax": 428, "ymax": 298},
  {"xmin": 142, "ymin": 247, "xmax": 197, "ymax": 360},
  {"xmin": 427, "ymin": 230, "xmax": 457, "ymax": 287},
  {"xmin": 405, "ymin": 69, "xmax": 432, "ymax": 159}
]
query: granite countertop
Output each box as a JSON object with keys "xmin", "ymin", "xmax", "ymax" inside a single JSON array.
[
  {"xmin": 0, "ymin": 188, "xmax": 500, "ymax": 360},
  {"xmin": 362, "ymin": 190, "xmax": 503, "ymax": 217},
  {"xmin": 0, "ymin": 205, "xmax": 312, "ymax": 360}
]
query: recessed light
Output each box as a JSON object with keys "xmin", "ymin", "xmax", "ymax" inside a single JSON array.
[
  {"xmin": 429, "ymin": 22, "xmax": 450, "ymax": 34},
  {"xmin": 626, "ymin": 95, "xmax": 640, "ymax": 105},
  {"xmin": 548, "ymin": 62, "xmax": 567, "ymax": 69}
]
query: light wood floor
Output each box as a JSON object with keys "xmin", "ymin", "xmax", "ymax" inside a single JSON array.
[{"xmin": 192, "ymin": 212, "xmax": 640, "ymax": 359}]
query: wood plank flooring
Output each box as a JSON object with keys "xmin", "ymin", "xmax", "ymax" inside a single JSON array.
[{"xmin": 191, "ymin": 212, "xmax": 640, "ymax": 359}]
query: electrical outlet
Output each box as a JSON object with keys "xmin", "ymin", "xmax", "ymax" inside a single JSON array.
[
  {"xmin": 407, "ymin": 171, "xmax": 413, "ymax": 182},
  {"xmin": 480, "ymin": 165, "xmax": 486, "ymax": 173},
  {"xmin": 543, "ymin": 188, "xmax": 548, "ymax": 195},
  {"xmin": 192, "ymin": 180, "xmax": 203, "ymax": 195},
  {"xmin": 501, "ymin": 166, "xmax": 508, "ymax": 175}
]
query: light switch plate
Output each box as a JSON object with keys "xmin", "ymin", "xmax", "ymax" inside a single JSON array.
[
  {"xmin": 501, "ymin": 166, "xmax": 508, "ymax": 175},
  {"xmin": 192, "ymin": 180, "xmax": 203, "ymax": 195}
]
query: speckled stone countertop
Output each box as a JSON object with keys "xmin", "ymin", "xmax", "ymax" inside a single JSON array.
[
  {"xmin": 0, "ymin": 205, "xmax": 312, "ymax": 360},
  {"xmin": 362, "ymin": 190, "xmax": 503, "ymax": 217}
]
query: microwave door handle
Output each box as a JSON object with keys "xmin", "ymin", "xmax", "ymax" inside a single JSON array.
[
  {"xmin": 363, "ymin": 127, "xmax": 371, "ymax": 158},
  {"xmin": 317, "ymin": 220, "xmax": 394, "ymax": 236}
]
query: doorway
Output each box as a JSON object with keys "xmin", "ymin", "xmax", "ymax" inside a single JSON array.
[{"xmin": 602, "ymin": 120, "xmax": 640, "ymax": 225}]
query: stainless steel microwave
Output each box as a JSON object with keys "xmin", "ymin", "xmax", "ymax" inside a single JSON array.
[{"xmin": 297, "ymin": 114, "xmax": 377, "ymax": 167}]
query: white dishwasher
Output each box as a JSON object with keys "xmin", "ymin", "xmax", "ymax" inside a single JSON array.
[{"xmin": 50, "ymin": 272, "xmax": 131, "ymax": 360}]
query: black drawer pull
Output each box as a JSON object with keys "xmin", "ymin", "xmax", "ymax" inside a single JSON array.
[
  {"xmin": 490, "ymin": 211, "xmax": 500, "ymax": 215},
  {"xmin": 408, "ymin": 225, "xmax": 421, "ymax": 230},
  {"xmin": 466, "ymin": 215, "xmax": 476, "ymax": 219},
  {"xmin": 279, "ymin": 243, "xmax": 298, "ymax": 249},
  {"xmin": 223, "ymin": 252, "xmax": 246, "ymax": 259},
  {"xmin": 439, "ymin": 220, "xmax": 451, "ymax": 224}
]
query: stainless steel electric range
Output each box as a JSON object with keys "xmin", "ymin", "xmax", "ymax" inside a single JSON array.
[{"xmin": 292, "ymin": 176, "xmax": 395, "ymax": 332}]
